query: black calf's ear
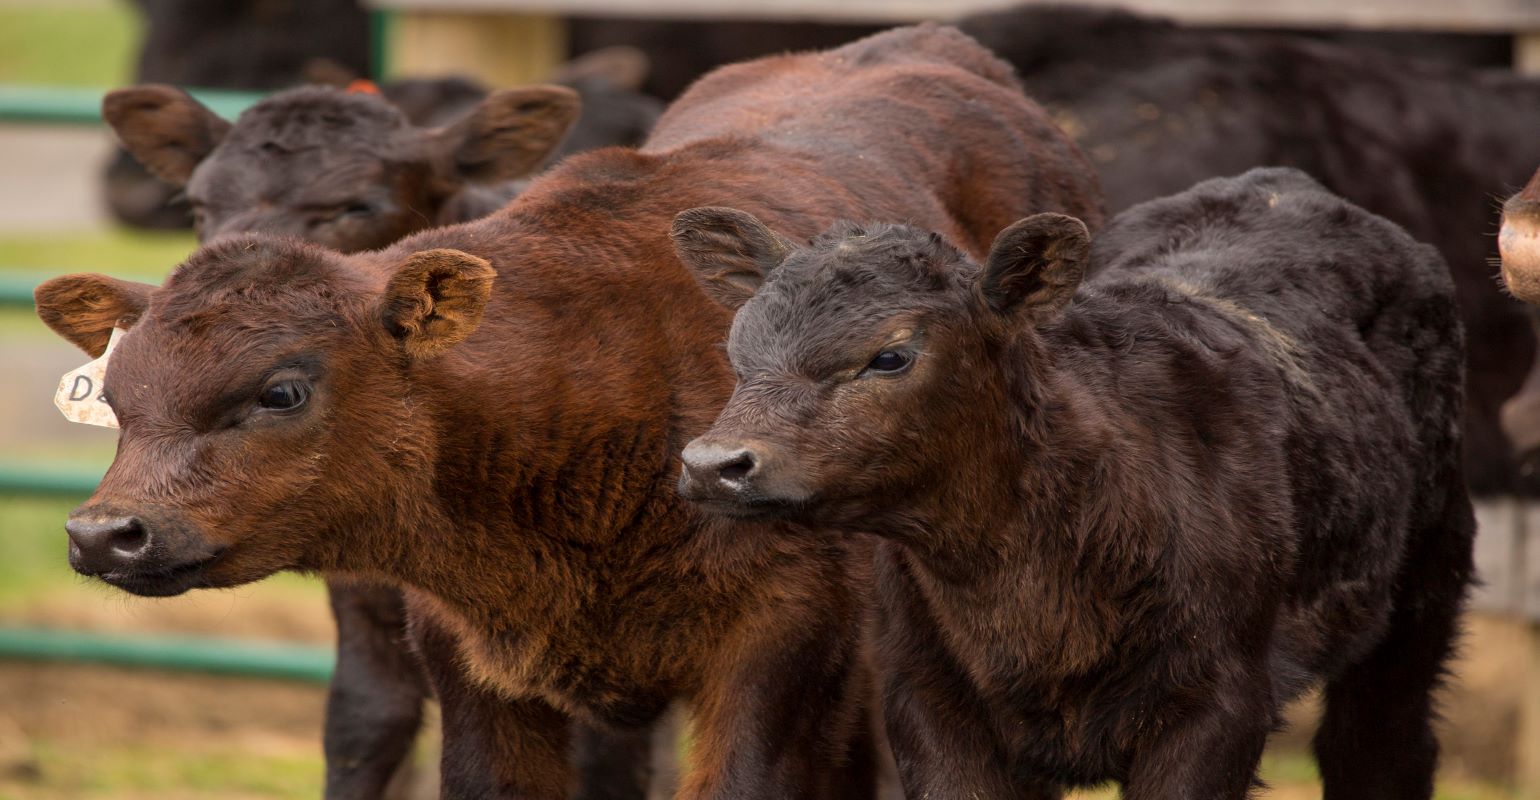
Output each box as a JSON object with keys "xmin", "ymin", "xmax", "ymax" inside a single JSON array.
[
  {"xmin": 102, "ymin": 85, "xmax": 230, "ymax": 187},
  {"xmin": 977, "ymin": 213, "xmax": 1090, "ymax": 318},
  {"xmin": 671, "ymin": 207, "xmax": 797, "ymax": 309},
  {"xmin": 380, "ymin": 249, "xmax": 496, "ymax": 359},
  {"xmin": 433, "ymin": 86, "xmax": 581, "ymax": 183},
  {"xmin": 34, "ymin": 274, "xmax": 155, "ymax": 357},
  {"xmin": 549, "ymin": 46, "xmax": 651, "ymax": 91}
]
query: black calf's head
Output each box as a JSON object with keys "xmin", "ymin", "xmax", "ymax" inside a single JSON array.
[
  {"xmin": 104, "ymin": 83, "xmax": 579, "ymax": 252},
  {"xmin": 672, "ymin": 207, "xmax": 1089, "ymax": 525}
]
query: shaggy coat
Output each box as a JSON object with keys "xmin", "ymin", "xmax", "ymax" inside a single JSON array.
[
  {"xmin": 960, "ymin": 4, "xmax": 1539, "ymax": 495},
  {"xmin": 37, "ymin": 25, "xmax": 1101, "ymax": 799},
  {"xmin": 679, "ymin": 169, "xmax": 1472, "ymax": 798}
]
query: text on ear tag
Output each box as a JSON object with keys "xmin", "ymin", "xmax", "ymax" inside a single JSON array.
[{"xmin": 54, "ymin": 327, "xmax": 126, "ymax": 429}]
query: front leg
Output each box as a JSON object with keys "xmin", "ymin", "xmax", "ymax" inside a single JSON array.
[
  {"xmin": 875, "ymin": 556, "xmax": 1056, "ymax": 800},
  {"xmin": 1120, "ymin": 667, "xmax": 1273, "ymax": 800},
  {"xmin": 410, "ymin": 613, "xmax": 574, "ymax": 800},
  {"xmin": 680, "ymin": 574, "xmax": 874, "ymax": 799},
  {"xmin": 323, "ymin": 579, "xmax": 430, "ymax": 800}
]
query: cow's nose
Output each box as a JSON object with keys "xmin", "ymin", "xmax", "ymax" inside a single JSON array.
[
  {"xmin": 680, "ymin": 442, "xmax": 761, "ymax": 491},
  {"xmin": 66, "ymin": 515, "xmax": 150, "ymax": 575}
]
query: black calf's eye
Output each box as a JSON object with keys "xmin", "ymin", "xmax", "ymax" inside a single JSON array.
[
  {"xmin": 864, "ymin": 350, "xmax": 912, "ymax": 375},
  {"xmin": 259, "ymin": 381, "xmax": 310, "ymax": 411}
]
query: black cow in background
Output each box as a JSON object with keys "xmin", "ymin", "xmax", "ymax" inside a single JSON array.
[
  {"xmin": 957, "ymin": 4, "xmax": 1540, "ymax": 498},
  {"xmin": 105, "ymin": 0, "xmax": 371, "ymax": 228}
]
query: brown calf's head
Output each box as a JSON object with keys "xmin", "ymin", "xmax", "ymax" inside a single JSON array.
[
  {"xmin": 33, "ymin": 238, "xmax": 494, "ymax": 596},
  {"xmin": 103, "ymin": 83, "xmax": 579, "ymax": 252},
  {"xmin": 672, "ymin": 207, "xmax": 1090, "ymax": 527},
  {"xmin": 1501, "ymin": 166, "xmax": 1540, "ymax": 305}
]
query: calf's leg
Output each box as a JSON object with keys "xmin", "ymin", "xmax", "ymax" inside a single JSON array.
[
  {"xmin": 1313, "ymin": 485, "xmax": 1473, "ymax": 800},
  {"xmin": 680, "ymin": 595, "xmax": 874, "ymax": 799},
  {"xmin": 874, "ymin": 554, "xmax": 1056, "ymax": 800},
  {"xmin": 323, "ymin": 579, "xmax": 430, "ymax": 800},
  {"xmin": 408, "ymin": 610, "xmax": 657, "ymax": 800},
  {"xmin": 1120, "ymin": 666, "xmax": 1273, "ymax": 800},
  {"xmin": 411, "ymin": 614, "xmax": 575, "ymax": 800},
  {"xmin": 571, "ymin": 723, "xmax": 655, "ymax": 800}
]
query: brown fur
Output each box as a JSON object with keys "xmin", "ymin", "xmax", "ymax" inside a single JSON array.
[{"xmin": 37, "ymin": 25, "xmax": 1101, "ymax": 798}]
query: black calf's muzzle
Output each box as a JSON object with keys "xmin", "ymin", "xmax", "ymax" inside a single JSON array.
[{"xmin": 679, "ymin": 441, "xmax": 762, "ymax": 502}]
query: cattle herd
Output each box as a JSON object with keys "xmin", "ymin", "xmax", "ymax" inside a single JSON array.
[{"xmin": 24, "ymin": 3, "xmax": 1540, "ymax": 799}]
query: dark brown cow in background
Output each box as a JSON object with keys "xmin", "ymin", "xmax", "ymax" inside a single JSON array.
[
  {"xmin": 955, "ymin": 4, "xmax": 1540, "ymax": 498},
  {"xmin": 106, "ymin": 0, "xmax": 371, "ymax": 228},
  {"xmin": 104, "ymin": 49, "xmax": 664, "ymax": 253},
  {"xmin": 39, "ymin": 25, "xmax": 1101, "ymax": 799}
]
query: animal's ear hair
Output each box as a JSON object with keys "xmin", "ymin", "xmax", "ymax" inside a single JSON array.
[
  {"xmin": 102, "ymin": 85, "xmax": 231, "ymax": 187},
  {"xmin": 432, "ymin": 85, "xmax": 581, "ymax": 184},
  {"xmin": 34, "ymin": 274, "xmax": 156, "ymax": 357},
  {"xmin": 379, "ymin": 249, "xmax": 497, "ymax": 359},
  {"xmin": 670, "ymin": 207, "xmax": 798, "ymax": 309},
  {"xmin": 549, "ymin": 46, "xmax": 651, "ymax": 91},
  {"xmin": 976, "ymin": 213, "xmax": 1090, "ymax": 319}
]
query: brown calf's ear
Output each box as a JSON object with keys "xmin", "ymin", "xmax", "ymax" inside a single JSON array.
[
  {"xmin": 549, "ymin": 46, "xmax": 651, "ymax": 91},
  {"xmin": 433, "ymin": 85, "xmax": 581, "ymax": 183},
  {"xmin": 671, "ymin": 207, "xmax": 797, "ymax": 309},
  {"xmin": 977, "ymin": 213, "xmax": 1090, "ymax": 319},
  {"xmin": 34, "ymin": 274, "xmax": 156, "ymax": 357},
  {"xmin": 380, "ymin": 249, "xmax": 496, "ymax": 359},
  {"xmin": 102, "ymin": 85, "xmax": 231, "ymax": 187}
]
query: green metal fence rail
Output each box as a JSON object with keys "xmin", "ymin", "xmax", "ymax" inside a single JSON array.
[
  {"xmin": 0, "ymin": 627, "xmax": 333, "ymax": 684},
  {"xmin": 0, "ymin": 85, "xmax": 264, "ymax": 126},
  {"xmin": 0, "ymin": 463, "xmax": 104, "ymax": 497},
  {"xmin": 0, "ymin": 272, "xmax": 42, "ymax": 308}
]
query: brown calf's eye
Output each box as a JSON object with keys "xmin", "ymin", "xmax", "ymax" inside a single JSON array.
[
  {"xmin": 865, "ymin": 350, "xmax": 912, "ymax": 375},
  {"xmin": 259, "ymin": 380, "xmax": 309, "ymax": 411}
]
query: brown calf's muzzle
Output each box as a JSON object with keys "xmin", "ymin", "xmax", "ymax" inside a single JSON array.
[{"xmin": 65, "ymin": 503, "xmax": 226, "ymax": 597}]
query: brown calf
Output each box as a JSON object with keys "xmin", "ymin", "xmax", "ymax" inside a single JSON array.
[
  {"xmin": 36, "ymin": 24, "xmax": 1101, "ymax": 798},
  {"xmin": 106, "ymin": 54, "xmax": 664, "ymax": 799}
]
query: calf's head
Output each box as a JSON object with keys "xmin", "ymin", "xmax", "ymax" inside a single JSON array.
[
  {"xmin": 34, "ymin": 238, "xmax": 494, "ymax": 596},
  {"xmin": 103, "ymin": 83, "xmax": 578, "ymax": 252},
  {"xmin": 671, "ymin": 207, "xmax": 1089, "ymax": 527}
]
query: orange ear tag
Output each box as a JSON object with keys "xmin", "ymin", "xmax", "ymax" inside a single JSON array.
[{"xmin": 346, "ymin": 79, "xmax": 381, "ymax": 96}]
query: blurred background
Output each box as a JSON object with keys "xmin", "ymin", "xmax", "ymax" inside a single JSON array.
[{"xmin": 0, "ymin": 0, "xmax": 1536, "ymax": 798}]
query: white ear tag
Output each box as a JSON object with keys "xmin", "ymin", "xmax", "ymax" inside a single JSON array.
[{"xmin": 55, "ymin": 327, "xmax": 127, "ymax": 429}]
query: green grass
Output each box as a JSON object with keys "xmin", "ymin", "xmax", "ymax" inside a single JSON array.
[
  {"xmin": 0, "ymin": 497, "xmax": 78, "ymax": 606},
  {"xmin": 0, "ymin": 227, "xmax": 197, "ymax": 279},
  {"xmin": 13, "ymin": 739, "xmax": 323, "ymax": 799},
  {"xmin": 0, "ymin": 2, "xmax": 139, "ymax": 89}
]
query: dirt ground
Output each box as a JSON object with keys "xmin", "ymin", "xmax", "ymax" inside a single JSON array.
[{"xmin": 0, "ymin": 608, "xmax": 1524, "ymax": 799}]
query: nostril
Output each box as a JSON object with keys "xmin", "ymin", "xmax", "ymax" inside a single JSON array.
[
  {"xmin": 717, "ymin": 451, "xmax": 756, "ymax": 483},
  {"xmin": 108, "ymin": 518, "xmax": 148, "ymax": 557}
]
